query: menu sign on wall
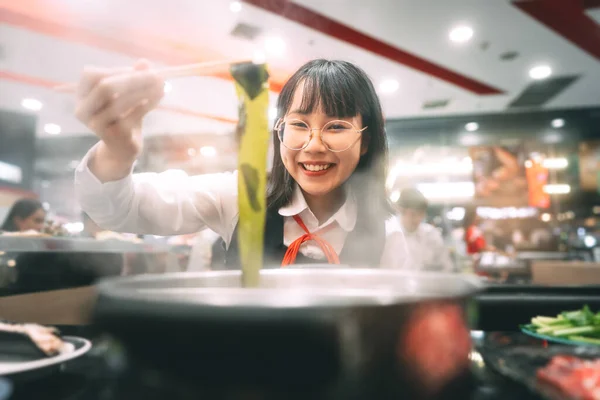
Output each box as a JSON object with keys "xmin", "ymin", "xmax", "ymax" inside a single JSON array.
[
  {"xmin": 579, "ymin": 141, "xmax": 600, "ymax": 193},
  {"xmin": 526, "ymin": 159, "xmax": 550, "ymax": 208},
  {"xmin": 469, "ymin": 144, "xmax": 528, "ymax": 206}
]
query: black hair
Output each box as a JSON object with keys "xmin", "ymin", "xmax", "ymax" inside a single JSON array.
[
  {"xmin": 267, "ymin": 59, "xmax": 392, "ymax": 216},
  {"xmin": 1, "ymin": 198, "xmax": 44, "ymax": 232},
  {"xmin": 397, "ymin": 188, "xmax": 428, "ymax": 211}
]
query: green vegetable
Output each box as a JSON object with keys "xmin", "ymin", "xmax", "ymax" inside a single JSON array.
[
  {"xmin": 536, "ymin": 324, "xmax": 573, "ymax": 334},
  {"xmin": 567, "ymin": 336, "xmax": 600, "ymax": 345},
  {"xmin": 561, "ymin": 305, "xmax": 596, "ymax": 326},
  {"xmin": 553, "ymin": 326, "xmax": 600, "ymax": 337},
  {"xmin": 231, "ymin": 62, "xmax": 270, "ymax": 288},
  {"xmin": 525, "ymin": 305, "xmax": 600, "ymax": 346}
]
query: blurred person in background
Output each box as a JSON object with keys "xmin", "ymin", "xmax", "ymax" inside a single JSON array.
[
  {"xmin": 463, "ymin": 206, "xmax": 495, "ymax": 257},
  {"xmin": 463, "ymin": 206, "xmax": 516, "ymax": 279},
  {"xmin": 0, "ymin": 198, "xmax": 46, "ymax": 233},
  {"xmin": 388, "ymin": 188, "xmax": 454, "ymax": 272}
]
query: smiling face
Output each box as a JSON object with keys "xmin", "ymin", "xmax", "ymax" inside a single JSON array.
[
  {"xmin": 266, "ymin": 60, "xmax": 389, "ymax": 216},
  {"xmin": 279, "ymin": 83, "xmax": 367, "ymax": 199}
]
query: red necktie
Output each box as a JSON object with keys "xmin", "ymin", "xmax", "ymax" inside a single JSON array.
[{"xmin": 281, "ymin": 215, "xmax": 341, "ymax": 266}]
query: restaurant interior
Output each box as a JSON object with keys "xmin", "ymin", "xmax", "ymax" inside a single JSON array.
[{"xmin": 0, "ymin": 1, "xmax": 599, "ymax": 399}]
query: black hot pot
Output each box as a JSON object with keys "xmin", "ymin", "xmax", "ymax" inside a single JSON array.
[{"xmin": 94, "ymin": 267, "xmax": 482, "ymax": 400}]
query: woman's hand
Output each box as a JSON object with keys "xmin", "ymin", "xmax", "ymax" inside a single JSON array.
[{"xmin": 74, "ymin": 59, "xmax": 164, "ymax": 181}]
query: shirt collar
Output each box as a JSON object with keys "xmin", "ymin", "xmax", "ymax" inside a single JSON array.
[
  {"xmin": 397, "ymin": 217, "xmax": 423, "ymax": 238},
  {"xmin": 278, "ymin": 184, "xmax": 357, "ymax": 232}
]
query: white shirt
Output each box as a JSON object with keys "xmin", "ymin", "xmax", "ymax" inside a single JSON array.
[
  {"xmin": 187, "ymin": 229, "xmax": 221, "ymax": 271},
  {"xmin": 386, "ymin": 217, "xmax": 454, "ymax": 272},
  {"xmin": 74, "ymin": 147, "xmax": 409, "ymax": 269}
]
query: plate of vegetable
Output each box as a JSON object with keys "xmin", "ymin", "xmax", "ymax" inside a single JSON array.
[{"xmin": 521, "ymin": 305, "xmax": 600, "ymax": 346}]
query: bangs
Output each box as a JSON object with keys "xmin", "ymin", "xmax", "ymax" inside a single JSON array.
[{"xmin": 279, "ymin": 60, "xmax": 374, "ymax": 119}]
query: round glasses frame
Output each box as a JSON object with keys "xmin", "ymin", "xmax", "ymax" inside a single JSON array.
[{"xmin": 274, "ymin": 118, "xmax": 368, "ymax": 153}]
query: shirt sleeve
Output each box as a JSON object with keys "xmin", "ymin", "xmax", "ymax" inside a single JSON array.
[
  {"xmin": 381, "ymin": 222, "xmax": 411, "ymax": 269},
  {"xmin": 74, "ymin": 145, "xmax": 239, "ymax": 241},
  {"xmin": 429, "ymin": 229, "xmax": 455, "ymax": 272}
]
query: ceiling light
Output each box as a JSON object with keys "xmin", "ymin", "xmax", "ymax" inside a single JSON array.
[
  {"xmin": 187, "ymin": 148, "xmax": 197, "ymax": 157},
  {"xmin": 417, "ymin": 182, "xmax": 475, "ymax": 200},
  {"xmin": 478, "ymin": 207, "xmax": 538, "ymax": 220},
  {"xmin": 21, "ymin": 98, "xmax": 43, "ymax": 111},
  {"xmin": 391, "ymin": 159, "xmax": 473, "ymax": 177},
  {"xmin": 164, "ymin": 81, "xmax": 172, "ymax": 93},
  {"xmin": 449, "ymin": 26, "xmax": 474, "ymax": 43},
  {"xmin": 584, "ymin": 235, "xmax": 597, "ymax": 248},
  {"xmin": 389, "ymin": 190, "xmax": 400, "ymax": 203},
  {"xmin": 229, "ymin": 1, "xmax": 242, "ymax": 12},
  {"xmin": 200, "ymin": 146, "xmax": 217, "ymax": 157},
  {"xmin": 543, "ymin": 184, "xmax": 571, "ymax": 194},
  {"xmin": 44, "ymin": 123, "xmax": 61, "ymax": 135},
  {"xmin": 447, "ymin": 207, "xmax": 466, "ymax": 221},
  {"xmin": 551, "ymin": 118, "xmax": 564, "ymax": 128},
  {"xmin": 465, "ymin": 122, "xmax": 479, "ymax": 132},
  {"xmin": 378, "ymin": 79, "xmax": 399, "ymax": 94},
  {"xmin": 542, "ymin": 157, "xmax": 568, "ymax": 169},
  {"xmin": 540, "ymin": 213, "xmax": 551, "ymax": 222},
  {"xmin": 529, "ymin": 65, "xmax": 552, "ymax": 80},
  {"xmin": 264, "ymin": 36, "xmax": 286, "ymax": 57},
  {"xmin": 525, "ymin": 160, "xmax": 533, "ymax": 168}
]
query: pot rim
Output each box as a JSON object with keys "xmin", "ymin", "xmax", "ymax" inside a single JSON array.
[{"xmin": 96, "ymin": 268, "xmax": 484, "ymax": 310}]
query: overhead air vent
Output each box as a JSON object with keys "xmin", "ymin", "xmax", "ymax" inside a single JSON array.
[
  {"xmin": 508, "ymin": 75, "xmax": 579, "ymax": 108},
  {"xmin": 230, "ymin": 22, "xmax": 262, "ymax": 41},
  {"xmin": 422, "ymin": 99, "xmax": 450, "ymax": 109},
  {"xmin": 499, "ymin": 51, "xmax": 519, "ymax": 61}
]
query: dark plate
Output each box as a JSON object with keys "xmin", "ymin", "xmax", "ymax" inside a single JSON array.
[
  {"xmin": 0, "ymin": 336, "xmax": 91, "ymax": 380},
  {"xmin": 482, "ymin": 341, "xmax": 600, "ymax": 400},
  {"xmin": 521, "ymin": 326, "xmax": 600, "ymax": 347}
]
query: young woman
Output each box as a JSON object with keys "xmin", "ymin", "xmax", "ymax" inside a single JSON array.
[
  {"xmin": 1, "ymin": 198, "xmax": 46, "ymax": 232},
  {"xmin": 74, "ymin": 59, "xmax": 408, "ymax": 268}
]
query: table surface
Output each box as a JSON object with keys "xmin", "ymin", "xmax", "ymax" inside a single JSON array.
[
  {"xmin": 0, "ymin": 236, "xmax": 171, "ymax": 253},
  {"xmin": 1, "ymin": 330, "xmax": 552, "ymax": 400}
]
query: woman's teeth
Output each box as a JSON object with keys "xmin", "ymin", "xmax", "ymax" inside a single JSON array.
[{"xmin": 302, "ymin": 163, "xmax": 332, "ymax": 171}]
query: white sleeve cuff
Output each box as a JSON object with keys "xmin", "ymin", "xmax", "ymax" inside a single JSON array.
[{"xmin": 74, "ymin": 144, "xmax": 136, "ymax": 228}]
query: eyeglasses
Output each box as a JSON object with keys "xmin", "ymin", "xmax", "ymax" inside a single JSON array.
[{"xmin": 275, "ymin": 118, "xmax": 367, "ymax": 152}]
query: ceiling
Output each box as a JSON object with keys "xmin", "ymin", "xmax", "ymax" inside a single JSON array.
[
  {"xmin": 1, "ymin": 0, "xmax": 599, "ymax": 218},
  {"xmin": 0, "ymin": 0, "xmax": 599, "ymax": 140}
]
